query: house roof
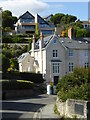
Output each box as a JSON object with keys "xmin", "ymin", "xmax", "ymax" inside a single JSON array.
[
  {"xmin": 37, "ymin": 14, "xmax": 50, "ymax": 25},
  {"xmin": 18, "ymin": 52, "xmax": 29, "ymax": 63},
  {"xmin": 35, "ymin": 34, "xmax": 89, "ymax": 50},
  {"xmin": 59, "ymin": 38, "xmax": 89, "ymax": 49},
  {"xmin": 43, "ymin": 14, "xmax": 53, "ymax": 19},
  {"xmin": 18, "ymin": 11, "xmax": 35, "ymax": 19}
]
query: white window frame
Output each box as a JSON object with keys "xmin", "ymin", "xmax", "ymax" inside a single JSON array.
[
  {"xmin": 53, "ymin": 63, "xmax": 59, "ymax": 74},
  {"xmin": 69, "ymin": 63, "xmax": 74, "ymax": 72},
  {"xmin": 53, "ymin": 50, "xmax": 58, "ymax": 58},
  {"xmin": 69, "ymin": 50, "xmax": 73, "ymax": 57}
]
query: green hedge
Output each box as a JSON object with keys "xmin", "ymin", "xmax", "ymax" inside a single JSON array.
[
  {"xmin": 2, "ymin": 80, "xmax": 34, "ymax": 90},
  {"xmin": 2, "ymin": 35, "xmax": 29, "ymax": 43},
  {"xmin": 2, "ymin": 72, "xmax": 44, "ymax": 83}
]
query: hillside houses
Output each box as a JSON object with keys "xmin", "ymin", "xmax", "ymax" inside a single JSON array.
[{"xmin": 18, "ymin": 27, "xmax": 89, "ymax": 85}]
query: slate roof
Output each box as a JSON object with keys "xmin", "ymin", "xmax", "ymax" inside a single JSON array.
[
  {"xmin": 18, "ymin": 52, "xmax": 29, "ymax": 63},
  {"xmin": 35, "ymin": 35, "xmax": 53, "ymax": 49},
  {"xmin": 59, "ymin": 37, "xmax": 89, "ymax": 49},
  {"xmin": 35, "ymin": 34, "xmax": 89, "ymax": 50}
]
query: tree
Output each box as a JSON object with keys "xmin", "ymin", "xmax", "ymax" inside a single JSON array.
[
  {"xmin": 2, "ymin": 10, "xmax": 17, "ymax": 30},
  {"xmin": 35, "ymin": 23, "xmax": 39, "ymax": 36},
  {"xmin": 2, "ymin": 54, "xmax": 10, "ymax": 73},
  {"xmin": 27, "ymin": 39, "xmax": 32, "ymax": 51},
  {"xmin": 60, "ymin": 14, "xmax": 77, "ymax": 25},
  {"xmin": 50, "ymin": 13, "xmax": 65, "ymax": 25},
  {"xmin": 10, "ymin": 58, "xmax": 18, "ymax": 70}
]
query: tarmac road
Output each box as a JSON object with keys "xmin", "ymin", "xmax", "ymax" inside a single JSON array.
[{"xmin": 1, "ymin": 94, "xmax": 57, "ymax": 119}]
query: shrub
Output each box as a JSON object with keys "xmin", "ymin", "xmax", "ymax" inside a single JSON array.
[{"xmin": 56, "ymin": 67, "xmax": 89, "ymax": 102}]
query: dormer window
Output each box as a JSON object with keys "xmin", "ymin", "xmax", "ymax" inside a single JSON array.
[
  {"xmin": 53, "ymin": 50, "xmax": 58, "ymax": 58},
  {"xmin": 54, "ymin": 40, "xmax": 56, "ymax": 44}
]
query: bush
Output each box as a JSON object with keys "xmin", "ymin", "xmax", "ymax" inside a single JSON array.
[
  {"xmin": 56, "ymin": 67, "xmax": 89, "ymax": 102},
  {"xmin": 2, "ymin": 80, "xmax": 34, "ymax": 90}
]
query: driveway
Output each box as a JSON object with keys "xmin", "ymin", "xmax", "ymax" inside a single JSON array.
[{"xmin": 1, "ymin": 94, "xmax": 57, "ymax": 119}]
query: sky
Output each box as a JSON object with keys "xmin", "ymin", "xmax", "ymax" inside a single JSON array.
[{"xmin": 0, "ymin": 0, "xmax": 89, "ymax": 21}]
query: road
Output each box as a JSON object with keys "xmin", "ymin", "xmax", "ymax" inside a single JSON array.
[{"xmin": 1, "ymin": 94, "xmax": 57, "ymax": 119}]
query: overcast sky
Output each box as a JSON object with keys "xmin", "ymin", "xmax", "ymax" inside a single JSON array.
[{"xmin": 0, "ymin": 0, "xmax": 89, "ymax": 20}]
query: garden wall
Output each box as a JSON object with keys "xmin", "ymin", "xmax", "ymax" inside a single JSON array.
[{"xmin": 56, "ymin": 98, "xmax": 89, "ymax": 119}]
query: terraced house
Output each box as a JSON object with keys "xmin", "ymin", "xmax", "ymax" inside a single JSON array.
[
  {"xmin": 15, "ymin": 11, "xmax": 54, "ymax": 36},
  {"xmin": 18, "ymin": 28, "xmax": 89, "ymax": 85}
]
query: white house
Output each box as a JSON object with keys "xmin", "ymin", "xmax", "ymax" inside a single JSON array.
[{"xmin": 18, "ymin": 28, "xmax": 89, "ymax": 85}]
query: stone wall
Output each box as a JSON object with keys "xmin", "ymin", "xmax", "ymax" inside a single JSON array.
[{"xmin": 56, "ymin": 98, "xmax": 88, "ymax": 119}]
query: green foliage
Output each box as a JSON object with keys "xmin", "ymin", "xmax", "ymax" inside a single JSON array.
[
  {"xmin": 27, "ymin": 38, "xmax": 32, "ymax": 51},
  {"xmin": 54, "ymin": 104, "xmax": 60, "ymax": 116},
  {"xmin": 2, "ymin": 80, "xmax": 34, "ymax": 90},
  {"xmin": 60, "ymin": 14, "xmax": 77, "ymax": 25},
  {"xmin": 35, "ymin": 23, "xmax": 40, "ymax": 36},
  {"xmin": 2, "ymin": 54, "xmax": 10, "ymax": 73},
  {"xmin": 2, "ymin": 10, "xmax": 17, "ymax": 30},
  {"xmin": 75, "ymin": 28, "xmax": 88, "ymax": 38},
  {"xmin": 2, "ymin": 35, "xmax": 29, "ymax": 43},
  {"xmin": 62, "ymin": 20, "xmax": 88, "ymax": 38},
  {"xmin": 50, "ymin": 13, "xmax": 65, "ymax": 25},
  {"xmin": 56, "ymin": 67, "xmax": 89, "ymax": 102},
  {"xmin": 10, "ymin": 58, "xmax": 18, "ymax": 70},
  {"xmin": 50, "ymin": 13, "xmax": 77, "ymax": 25},
  {"xmin": 2, "ymin": 44, "xmax": 28, "ymax": 72}
]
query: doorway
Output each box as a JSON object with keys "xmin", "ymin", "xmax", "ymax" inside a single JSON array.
[{"xmin": 54, "ymin": 76, "xmax": 59, "ymax": 85}]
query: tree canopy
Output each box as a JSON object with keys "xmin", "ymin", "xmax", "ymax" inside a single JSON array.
[
  {"xmin": 2, "ymin": 10, "xmax": 17, "ymax": 30},
  {"xmin": 50, "ymin": 13, "xmax": 77, "ymax": 25}
]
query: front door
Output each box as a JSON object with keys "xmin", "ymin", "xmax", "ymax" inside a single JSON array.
[{"xmin": 54, "ymin": 76, "xmax": 59, "ymax": 85}]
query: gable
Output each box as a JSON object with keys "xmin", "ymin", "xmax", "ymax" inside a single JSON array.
[
  {"xmin": 19, "ymin": 11, "xmax": 35, "ymax": 19},
  {"xmin": 37, "ymin": 14, "xmax": 49, "ymax": 26},
  {"xmin": 45, "ymin": 35, "xmax": 67, "ymax": 51}
]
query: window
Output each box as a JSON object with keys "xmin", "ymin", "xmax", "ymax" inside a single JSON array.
[
  {"xmin": 54, "ymin": 40, "xmax": 56, "ymax": 44},
  {"xmin": 85, "ymin": 50, "xmax": 88, "ymax": 57},
  {"xmin": 69, "ymin": 50, "xmax": 73, "ymax": 56},
  {"xmin": 69, "ymin": 63, "xmax": 74, "ymax": 72},
  {"xmin": 53, "ymin": 63, "xmax": 59, "ymax": 73},
  {"xmin": 53, "ymin": 50, "xmax": 58, "ymax": 58},
  {"xmin": 85, "ymin": 63, "xmax": 89, "ymax": 68}
]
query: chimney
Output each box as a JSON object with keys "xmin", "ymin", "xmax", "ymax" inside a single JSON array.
[
  {"xmin": 68, "ymin": 27, "xmax": 74, "ymax": 39},
  {"xmin": 32, "ymin": 35, "xmax": 35, "ymax": 57},
  {"xmin": 39, "ymin": 32, "xmax": 44, "ymax": 49},
  {"xmin": 35, "ymin": 13, "xmax": 38, "ymax": 23},
  {"xmin": 39, "ymin": 32, "xmax": 43, "ymax": 73}
]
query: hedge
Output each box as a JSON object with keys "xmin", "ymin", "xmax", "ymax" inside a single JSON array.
[
  {"xmin": 2, "ymin": 72, "xmax": 44, "ymax": 83},
  {"xmin": 1, "ymin": 80, "xmax": 34, "ymax": 90}
]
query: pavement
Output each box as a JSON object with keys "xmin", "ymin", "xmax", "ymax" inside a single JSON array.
[{"xmin": 33, "ymin": 100, "xmax": 59, "ymax": 119}]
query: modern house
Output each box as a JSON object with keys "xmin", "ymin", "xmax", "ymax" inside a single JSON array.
[
  {"xmin": 15, "ymin": 11, "xmax": 55, "ymax": 36},
  {"xmin": 18, "ymin": 27, "xmax": 89, "ymax": 85},
  {"xmin": 15, "ymin": 11, "xmax": 36, "ymax": 35}
]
